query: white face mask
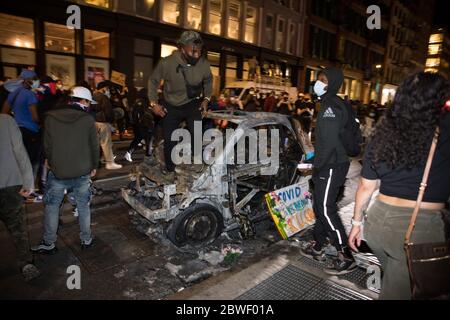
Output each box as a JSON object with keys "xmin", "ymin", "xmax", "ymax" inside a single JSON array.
[
  {"xmin": 31, "ymin": 80, "xmax": 40, "ymax": 89},
  {"xmin": 105, "ymin": 89, "xmax": 111, "ymax": 98},
  {"xmin": 314, "ymin": 80, "xmax": 327, "ymax": 97}
]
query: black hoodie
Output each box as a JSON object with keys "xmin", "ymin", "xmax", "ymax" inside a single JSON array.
[
  {"xmin": 314, "ymin": 68, "xmax": 349, "ymax": 170},
  {"xmin": 44, "ymin": 106, "xmax": 99, "ymax": 179}
]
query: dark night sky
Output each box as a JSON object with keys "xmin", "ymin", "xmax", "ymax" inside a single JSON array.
[{"xmin": 434, "ymin": 0, "xmax": 450, "ymax": 29}]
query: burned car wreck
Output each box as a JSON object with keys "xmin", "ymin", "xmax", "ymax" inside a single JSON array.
[{"xmin": 122, "ymin": 110, "xmax": 314, "ymax": 248}]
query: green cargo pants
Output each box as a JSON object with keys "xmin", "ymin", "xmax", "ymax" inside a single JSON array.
[{"xmin": 365, "ymin": 199, "xmax": 446, "ymax": 300}]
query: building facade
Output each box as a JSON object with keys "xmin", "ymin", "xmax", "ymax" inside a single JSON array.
[
  {"xmin": 0, "ymin": 0, "xmax": 307, "ymax": 96},
  {"xmin": 425, "ymin": 28, "xmax": 450, "ymax": 80}
]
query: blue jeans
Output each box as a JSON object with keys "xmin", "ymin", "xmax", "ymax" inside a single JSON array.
[{"xmin": 43, "ymin": 171, "xmax": 92, "ymax": 244}]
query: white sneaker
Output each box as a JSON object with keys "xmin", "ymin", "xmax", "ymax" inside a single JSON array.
[
  {"xmin": 125, "ymin": 152, "xmax": 133, "ymax": 163},
  {"xmin": 106, "ymin": 162, "xmax": 122, "ymax": 170}
]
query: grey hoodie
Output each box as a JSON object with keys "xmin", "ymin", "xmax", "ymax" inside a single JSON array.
[
  {"xmin": 148, "ymin": 50, "xmax": 213, "ymax": 106},
  {"xmin": 44, "ymin": 106, "xmax": 99, "ymax": 179},
  {"xmin": 314, "ymin": 68, "xmax": 349, "ymax": 170}
]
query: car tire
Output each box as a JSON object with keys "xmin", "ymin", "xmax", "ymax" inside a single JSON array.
[{"xmin": 166, "ymin": 203, "xmax": 224, "ymax": 248}]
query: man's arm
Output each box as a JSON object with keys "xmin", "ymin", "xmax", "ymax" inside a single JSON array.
[
  {"xmin": 1, "ymin": 100, "xmax": 11, "ymax": 114},
  {"xmin": 89, "ymin": 120, "xmax": 100, "ymax": 171},
  {"xmin": 202, "ymin": 61, "xmax": 213, "ymax": 100},
  {"xmin": 148, "ymin": 60, "xmax": 164, "ymax": 104},
  {"xmin": 9, "ymin": 117, "xmax": 34, "ymax": 191},
  {"xmin": 29, "ymin": 104, "xmax": 39, "ymax": 124}
]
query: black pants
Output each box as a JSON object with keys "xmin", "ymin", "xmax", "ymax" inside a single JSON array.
[
  {"xmin": 128, "ymin": 125, "xmax": 153, "ymax": 157},
  {"xmin": 312, "ymin": 162, "xmax": 350, "ymax": 252},
  {"xmin": 0, "ymin": 186, "xmax": 32, "ymax": 267},
  {"xmin": 162, "ymin": 99, "xmax": 202, "ymax": 172},
  {"xmin": 19, "ymin": 127, "xmax": 41, "ymax": 179}
]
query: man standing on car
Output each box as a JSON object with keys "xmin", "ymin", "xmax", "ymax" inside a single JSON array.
[
  {"xmin": 300, "ymin": 68, "xmax": 355, "ymax": 275},
  {"xmin": 148, "ymin": 31, "xmax": 213, "ymax": 181}
]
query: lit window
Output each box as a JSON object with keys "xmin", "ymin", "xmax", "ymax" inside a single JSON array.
[
  {"xmin": 136, "ymin": 0, "xmax": 156, "ymax": 19},
  {"xmin": 429, "ymin": 33, "xmax": 443, "ymax": 44},
  {"xmin": 161, "ymin": 44, "xmax": 178, "ymax": 58},
  {"xmin": 209, "ymin": 0, "xmax": 222, "ymax": 35},
  {"xmin": 45, "ymin": 22, "xmax": 75, "ymax": 53},
  {"xmin": 83, "ymin": 0, "xmax": 110, "ymax": 8},
  {"xmin": 228, "ymin": 1, "xmax": 240, "ymax": 39},
  {"xmin": 163, "ymin": 0, "xmax": 181, "ymax": 25},
  {"xmin": 426, "ymin": 58, "xmax": 440, "ymax": 67},
  {"xmin": 187, "ymin": 0, "xmax": 203, "ymax": 30},
  {"xmin": 428, "ymin": 44, "xmax": 442, "ymax": 55},
  {"xmin": 244, "ymin": 6, "xmax": 257, "ymax": 43},
  {"xmin": 276, "ymin": 18, "xmax": 285, "ymax": 51},
  {"xmin": 84, "ymin": 30, "xmax": 110, "ymax": 58},
  {"xmin": 0, "ymin": 13, "xmax": 35, "ymax": 49}
]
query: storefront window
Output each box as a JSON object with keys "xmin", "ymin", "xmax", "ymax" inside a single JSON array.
[
  {"xmin": 161, "ymin": 44, "xmax": 178, "ymax": 58},
  {"xmin": 136, "ymin": 0, "xmax": 156, "ymax": 19},
  {"xmin": 85, "ymin": 58, "xmax": 110, "ymax": 89},
  {"xmin": 226, "ymin": 55, "xmax": 238, "ymax": 85},
  {"xmin": 84, "ymin": 30, "xmax": 110, "ymax": 58},
  {"xmin": 207, "ymin": 51, "xmax": 220, "ymax": 95},
  {"xmin": 276, "ymin": 18, "xmax": 285, "ymax": 51},
  {"xmin": 187, "ymin": 0, "xmax": 203, "ymax": 30},
  {"xmin": 45, "ymin": 22, "xmax": 75, "ymax": 53},
  {"xmin": 244, "ymin": 6, "xmax": 257, "ymax": 43},
  {"xmin": 83, "ymin": 0, "xmax": 111, "ymax": 9},
  {"xmin": 134, "ymin": 56, "xmax": 153, "ymax": 89},
  {"xmin": 228, "ymin": 1, "xmax": 240, "ymax": 40},
  {"xmin": 162, "ymin": 0, "xmax": 181, "ymax": 25},
  {"xmin": 46, "ymin": 54, "xmax": 76, "ymax": 87},
  {"xmin": 0, "ymin": 13, "xmax": 35, "ymax": 49},
  {"xmin": 209, "ymin": 0, "xmax": 222, "ymax": 35}
]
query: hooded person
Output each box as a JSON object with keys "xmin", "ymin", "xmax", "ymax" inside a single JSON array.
[
  {"xmin": 31, "ymin": 87, "xmax": 99, "ymax": 253},
  {"xmin": 147, "ymin": 30, "xmax": 213, "ymax": 180},
  {"xmin": 300, "ymin": 67, "xmax": 356, "ymax": 275}
]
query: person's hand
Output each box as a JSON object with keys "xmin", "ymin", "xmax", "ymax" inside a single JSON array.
[
  {"xmin": 90, "ymin": 169, "xmax": 97, "ymax": 177},
  {"xmin": 19, "ymin": 189, "xmax": 32, "ymax": 197},
  {"xmin": 150, "ymin": 102, "xmax": 167, "ymax": 117},
  {"xmin": 44, "ymin": 159, "xmax": 51, "ymax": 169},
  {"xmin": 199, "ymin": 99, "xmax": 209, "ymax": 116},
  {"xmin": 348, "ymin": 225, "xmax": 362, "ymax": 252}
]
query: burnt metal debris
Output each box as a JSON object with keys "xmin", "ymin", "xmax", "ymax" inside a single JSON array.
[{"xmin": 122, "ymin": 110, "xmax": 313, "ymax": 249}]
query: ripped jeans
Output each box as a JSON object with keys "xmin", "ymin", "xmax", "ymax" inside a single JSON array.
[{"xmin": 43, "ymin": 171, "xmax": 92, "ymax": 244}]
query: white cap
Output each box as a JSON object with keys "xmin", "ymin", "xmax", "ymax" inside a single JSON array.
[{"xmin": 70, "ymin": 86, "xmax": 97, "ymax": 104}]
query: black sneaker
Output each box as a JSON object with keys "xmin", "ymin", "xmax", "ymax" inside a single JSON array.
[
  {"xmin": 323, "ymin": 253, "xmax": 357, "ymax": 275},
  {"xmin": 300, "ymin": 241, "xmax": 326, "ymax": 262},
  {"xmin": 81, "ymin": 238, "xmax": 94, "ymax": 250},
  {"xmin": 30, "ymin": 241, "xmax": 57, "ymax": 254}
]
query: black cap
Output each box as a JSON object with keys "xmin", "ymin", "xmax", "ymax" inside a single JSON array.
[{"xmin": 97, "ymin": 80, "xmax": 112, "ymax": 90}]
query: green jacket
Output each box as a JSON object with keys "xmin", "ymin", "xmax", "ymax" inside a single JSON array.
[
  {"xmin": 44, "ymin": 106, "xmax": 99, "ymax": 179},
  {"xmin": 148, "ymin": 50, "xmax": 213, "ymax": 106}
]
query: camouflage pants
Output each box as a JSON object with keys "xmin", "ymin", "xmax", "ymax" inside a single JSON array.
[{"xmin": 0, "ymin": 186, "xmax": 33, "ymax": 267}]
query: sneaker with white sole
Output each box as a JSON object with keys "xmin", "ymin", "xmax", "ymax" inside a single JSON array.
[
  {"xmin": 124, "ymin": 151, "xmax": 133, "ymax": 163},
  {"xmin": 30, "ymin": 241, "xmax": 57, "ymax": 253},
  {"xmin": 81, "ymin": 238, "xmax": 94, "ymax": 249},
  {"xmin": 323, "ymin": 252, "xmax": 358, "ymax": 275},
  {"xmin": 300, "ymin": 240, "xmax": 327, "ymax": 262},
  {"xmin": 105, "ymin": 162, "xmax": 122, "ymax": 170}
]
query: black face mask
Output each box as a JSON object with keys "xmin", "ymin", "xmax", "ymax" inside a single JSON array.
[{"xmin": 183, "ymin": 53, "xmax": 200, "ymax": 66}]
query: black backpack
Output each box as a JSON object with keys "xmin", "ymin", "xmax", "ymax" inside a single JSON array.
[{"xmin": 340, "ymin": 102, "xmax": 363, "ymax": 157}]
